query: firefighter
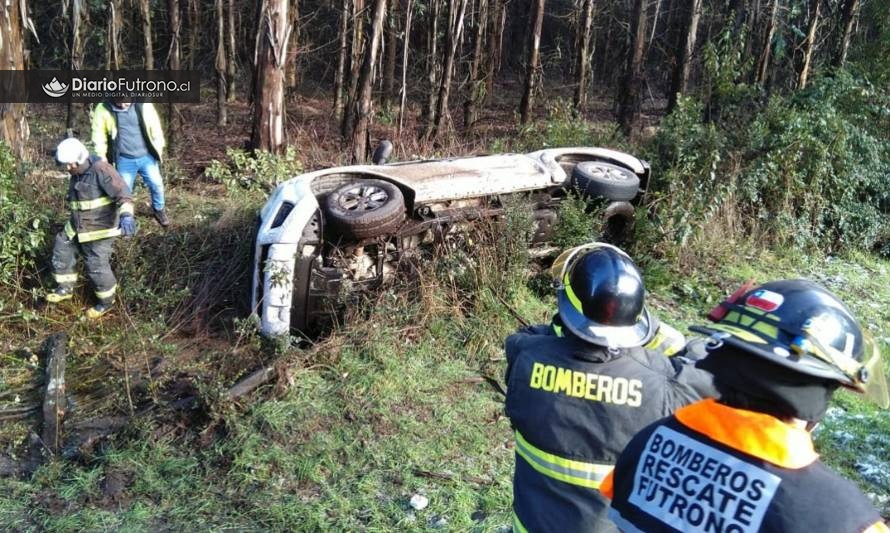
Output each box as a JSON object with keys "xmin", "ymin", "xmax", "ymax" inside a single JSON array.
[
  {"xmin": 47, "ymin": 138, "xmax": 136, "ymax": 318},
  {"xmin": 505, "ymin": 243, "xmax": 716, "ymax": 533},
  {"xmin": 601, "ymin": 279, "xmax": 890, "ymax": 533}
]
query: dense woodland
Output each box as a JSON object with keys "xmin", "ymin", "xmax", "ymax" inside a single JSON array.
[{"xmin": 0, "ymin": 0, "xmax": 886, "ymax": 163}]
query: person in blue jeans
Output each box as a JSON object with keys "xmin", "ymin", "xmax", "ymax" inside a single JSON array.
[{"xmin": 91, "ymin": 100, "xmax": 170, "ymax": 227}]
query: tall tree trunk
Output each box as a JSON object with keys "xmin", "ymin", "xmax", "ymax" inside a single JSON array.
[
  {"xmin": 421, "ymin": 0, "xmax": 441, "ymax": 125},
  {"xmin": 66, "ymin": 0, "xmax": 85, "ymax": 135},
  {"xmin": 251, "ymin": 0, "xmax": 291, "ymax": 153},
  {"xmin": 188, "ymin": 0, "xmax": 199, "ymax": 69},
  {"xmin": 755, "ymin": 0, "xmax": 778, "ymax": 86},
  {"xmin": 832, "ymin": 0, "xmax": 858, "ymax": 67},
  {"xmin": 345, "ymin": 0, "xmax": 366, "ymax": 121},
  {"xmin": 107, "ymin": 0, "xmax": 122, "ymax": 69},
  {"xmin": 286, "ymin": 0, "xmax": 300, "ymax": 90},
  {"xmin": 397, "ymin": 0, "xmax": 413, "ymax": 135},
  {"xmin": 0, "ymin": 0, "xmax": 29, "ymax": 158},
  {"xmin": 573, "ymin": 0, "xmax": 594, "ymax": 111},
  {"xmin": 140, "ymin": 0, "xmax": 154, "ymax": 69},
  {"xmin": 428, "ymin": 0, "xmax": 468, "ymax": 139},
  {"xmin": 797, "ymin": 0, "xmax": 820, "ymax": 88},
  {"xmin": 618, "ymin": 0, "xmax": 649, "ymax": 138},
  {"xmin": 216, "ymin": 0, "xmax": 228, "ymax": 126},
  {"xmin": 348, "ymin": 0, "xmax": 386, "ymax": 162},
  {"xmin": 227, "ymin": 0, "xmax": 238, "ymax": 100},
  {"xmin": 382, "ymin": 5, "xmax": 397, "ymax": 107},
  {"xmin": 519, "ymin": 0, "xmax": 545, "ymax": 124},
  {"xmin": 483, "ymin": 0, "xmax": 504, "ymax": 104},
  {"xmin": 169, "ymin": 0, "xmax": 182, "ymax": 70},
  {"xmin": 333, "ymin": 0, "xmax": 350, "ymax": 121},
  {"xmin": 463, "ymin": 0, "xmax": 489, "ymax": 131},
  {"xmin": 667, "ymin": 0, "xmax": 702, "ymax": 112}
]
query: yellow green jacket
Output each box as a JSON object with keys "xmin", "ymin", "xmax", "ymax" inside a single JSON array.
[{"xmin": 90, "ymin": 102, "xmax": 165, "ymax": 163}]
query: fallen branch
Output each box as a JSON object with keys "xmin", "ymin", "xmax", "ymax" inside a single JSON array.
[
  {"xmin": 413, "ymin": 469, "xmax": 496, "ymax": 486},
  {"xmin": 226, "ymin": 366, "xmax": 276, "ymax": 401},
  {"xmin": 41, "ymin": 333, "xmax": 68, "ymax": 454}
]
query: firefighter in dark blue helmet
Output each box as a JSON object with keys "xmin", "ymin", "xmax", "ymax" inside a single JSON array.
[
  {"xmin": 601, "ymin": 279, "xmax": 890, "ymax": 533},
  {"xmin": 504, "ymin": 243, "xmax": 716, "ymax": 533}
]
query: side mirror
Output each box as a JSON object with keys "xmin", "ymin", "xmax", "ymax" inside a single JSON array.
[{"xmin": 372, "ymin": 140, "xmax": 393, "ymax": 165}]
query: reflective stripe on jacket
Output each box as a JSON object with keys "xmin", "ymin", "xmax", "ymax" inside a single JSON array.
[
  {"xmin": 66, "ymin": 157, "xmax": 133, "ymax": 243},
  {"xmin": 91, "ymin": 102, "xmax": 165, "ymax": 162},
  {"xmin": 505, "ymin": 320, "xmax": 714, "ymax": 533},
  {"xmin": 602, "ymin": 399, "xmax": 887, "ymax": 533}
]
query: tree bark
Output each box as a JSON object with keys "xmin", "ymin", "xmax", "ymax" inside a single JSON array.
[
  {"xmin": 107, "ymin": 0, "xmax": 122, "ymax": 69},
  {"xmin": 573, "ymin": 0, "xmax": 594, "ymax": 111},
  {"xmin": 348, "ymin": 0, "xmax": 386, "ymax": 162},
  {"xmin": 216, "ymin": 0, "xmax": 228, "ymax": 126},
  {"xmin": 519, "ymin": 0, "xmax": 545, "ymax": 124},
  {"xmin": 832, "ymin": 0, "xmax": 858, "ymax": 67},
  {"xmin": 286, "ymin": 0, "xmax": 300, "ymax": 91},
  {"xmin": 66, "ymin": 0, "xmax": 85, "ymax": 135},
  {"xmin": 251, "ymin": 0, "xmax": 291, "ymax": 153},
  {"xmin": 227, "ymin": 0, "xmax": 238, "ymax": 100},
  {"xmin": 0, "ymin": 0, "xmax": 29, "ymax": 158},
  {"xmin": 397, "ymin": 0, "xmax": 413, "ymax": 135},
  {"xmin": 382, "ymin": 4, "xmax": 397, "ymax": 107},
  {"xmin": 333, "ymin": 0, "xmax": 350, "ymax": 121},
  {"xmin": 188, "ymin": 0, "xmax": 199, "ymax": 69},
  {"xmin": 169, "ymin": 0, "xmax": 182, "ymax": 70},
  {"xmin": 483, "ymin": 0, "xmax": 504, "ymax": 104},
  {"xmin": 427, "ymin": 0, "xmax": 467, "ymax": 139},
  {"xmin": 140, "ymin": 0, "xmax": 154, "ymax": 69},
  {"xmin": 667, "ymin": 0, "xmax": 702, "ymax": 112},
  {"xmin": 797, "ymin": 0, "xmax": 820, "ymax": 89},
  {"xmin": 463, "ymin": 0, "xmax": 489, "ymax": 132},
  {"xmin": 421, "ymin": 0, "xmax": 441, "ymax": 126},
  {"xmin": 755, "ymin": 0, "xmax": 778, "ymax": 86},
  {"xmin": 618, "ymin": 0, "xmax": 649, "ymax": 138}
]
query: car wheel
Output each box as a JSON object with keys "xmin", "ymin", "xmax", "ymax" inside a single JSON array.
[
  {"xmin": 572, "ymin": 161, "xmax": 640, "ymax": 202},
  {"xmin": 324, "ymin": 179, "xmax": 406, "ymax": 240},
  {"xmin": 601, "ymin": 201, "xmax": 635, "ymax": 245}
]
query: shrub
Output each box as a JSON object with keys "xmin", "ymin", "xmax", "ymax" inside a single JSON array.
[
  {"xmin": 0, "ymin": 142, "xmax": 50, "ymax": 291},
  {"xmin": 205, "ymin": 147, "xmax": 304, "ymax": 194},
  {"xmin": 646, "ymin": 72, "xmax": 890, "ymax": 256}
]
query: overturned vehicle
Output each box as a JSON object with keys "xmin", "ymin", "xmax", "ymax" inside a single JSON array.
[{"xmin": 251, "ymin": 145, "xmax": 650, "ymax": 337}]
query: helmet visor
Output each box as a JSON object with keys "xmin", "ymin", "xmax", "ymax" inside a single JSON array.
[
  {"xmin": 550, "ymin": 242, "xmax": 628, "ymax": 283},
  {"xmin": 862, "ymin": 334, "xmax": 889, "ymax": 409}
]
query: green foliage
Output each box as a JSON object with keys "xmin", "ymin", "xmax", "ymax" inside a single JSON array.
[
  {"xmin": 647, "ymin": 72, "xmax": 890, "ymax": 255},
  {"xmin": 552, "ymin": 192, "xmax": 600, "ymax": 250},
  {"xmin": 0, "ymin": 143, "xmax": 51, "ymax": 291},
  {"xmin": 205, "ymin": 147, "xmax": 304, "ymax": 194},
  {"xmin": 493, "ymin": 99, "xmax": 628, "ymax": 153}
]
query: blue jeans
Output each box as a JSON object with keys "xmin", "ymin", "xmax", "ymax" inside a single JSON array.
[{"xmin": 116, "ymin": 154, "xmax": 165, "ymax": 210}]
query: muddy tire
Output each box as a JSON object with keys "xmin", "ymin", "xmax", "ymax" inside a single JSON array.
[
  {"xmin": 572, "ymin": 161, "xmax": 640, "ymax": 202},
  {"xmin": 324, "ymin": 179, "xmax": 406, "ymax": 240}
]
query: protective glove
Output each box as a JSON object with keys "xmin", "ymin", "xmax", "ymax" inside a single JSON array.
[{"xmin": 119, "ymin": 213, "xmax": 136, "ymax": 237}]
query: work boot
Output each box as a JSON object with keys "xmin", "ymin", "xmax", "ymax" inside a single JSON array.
[
  {"xmin": 86, "ymin": 301, "xmax": 113, "ymax": 319},
  {"xmin": 46, "ymin": 286, "xmax": 73, "ymax": 303},
  {"xmin": 153, "ymin": 208, "xmax": 171, "ymax": 227}
]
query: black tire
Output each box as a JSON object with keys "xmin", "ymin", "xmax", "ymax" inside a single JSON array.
[
  {"xmin": 324, "ymin": 179, "xmax": 406, "ymax": 240},
  {"xmin": 601, "ymin": 201, "xmax": 635, "ymax": 245},
  {"xmin": 572, "ymin": 161, "xmax": 640, "ymax": 202}
]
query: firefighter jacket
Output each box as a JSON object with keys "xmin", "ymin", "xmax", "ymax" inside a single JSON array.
[
  {"xmin": 91, "ymin": 102, "xmax": 165, "ymax": 162},
  {"xmin": 64, "ymin": 157, "xmax": 134, "ymax": 243},
  {"xmin": 601, "ymin": 399, "xmax": 889, "ymax": 533},
  {"xmin": 505, "ymin": 322, "xmax": 716, "ymax": 533}
]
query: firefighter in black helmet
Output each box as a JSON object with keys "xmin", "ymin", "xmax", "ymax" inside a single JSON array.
[
  {"xmin": 602, "ymin": 279, "xmax": 890, "ymax": 533},
  {"xmin": 504, "ymin": 243, "xmax": 716, "ymax": 533}
]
